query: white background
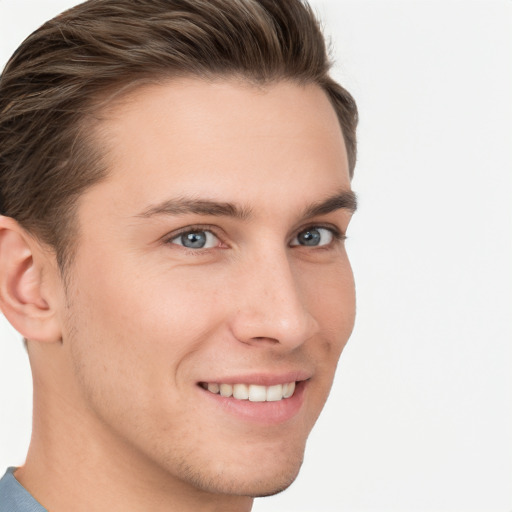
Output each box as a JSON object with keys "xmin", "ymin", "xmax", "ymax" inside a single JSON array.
[{"xmin": 0, "ymin": 1, "xmax": 511, "ymax": 511}]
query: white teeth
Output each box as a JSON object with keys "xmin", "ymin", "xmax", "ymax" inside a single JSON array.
[
  {"xmin": 203, "ymin": 381, "xmax": 297, "ymax": 401},
  {"xmin": 233, "ymin": 383, "xmax": 249, "ymax": 400},
  {"xmin": 283, "ymin": 381, "xmax": 295, "ymax": 398},
  {"xmin": 207, "ymin": 383, "xmax": 220, "ymax": 394},
  {"xmin": 249, "ymin": 384, "xmax": 267, "ymax": 402},
  {"xmin": 266, "ymin": 384, "xmax": 283, "ymax": 402},
  {"xmin": 219, "ymin": 383, "xmax": 233, "ymax": 397}
]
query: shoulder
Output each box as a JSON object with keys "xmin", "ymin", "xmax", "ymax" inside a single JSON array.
[{"xmin": 0, "ymin": 468, "xmax": 47, "ymax": 512}]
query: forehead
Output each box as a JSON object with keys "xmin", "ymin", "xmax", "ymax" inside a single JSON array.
[{"xmin": 85, "ymin": 78, "xmax": 350, "ymax": 217}]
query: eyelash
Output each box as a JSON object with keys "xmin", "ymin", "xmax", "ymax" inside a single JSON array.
[
  {"xmin": 164, "ymin": 223, "xmax": 346, "ymax": 252},
  {"xmin": 163, "ymin": 224, "xmax": 223, "ymax": 252}
]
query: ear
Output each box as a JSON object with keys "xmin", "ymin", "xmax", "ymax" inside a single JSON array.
[{"xmin": 0, "ymin": 216, "xmax": 62, "ymax": 343}]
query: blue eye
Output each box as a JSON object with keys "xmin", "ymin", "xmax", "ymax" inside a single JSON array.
[
  {"xmin": 290, "ymin": 227, "xmax": 335, "ymax": 247},
  {"xmin": 170, "ymin": 230, "xmax": 219, "ymax": 249}
]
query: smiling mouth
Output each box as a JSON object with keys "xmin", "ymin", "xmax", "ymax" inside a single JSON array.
[{"xmin": 200, "ymin": 382, "xmax": 296, "ymax": 402}]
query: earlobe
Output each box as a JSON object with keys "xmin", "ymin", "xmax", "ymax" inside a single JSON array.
[{"xmin": 0, "ymin": 216, "xmax": 62, "ymax": 343}]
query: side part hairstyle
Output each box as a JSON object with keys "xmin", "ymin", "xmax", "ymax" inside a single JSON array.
[{"xmin": 0, "ymin": 0, "xmax": 358, "ymax": 270}]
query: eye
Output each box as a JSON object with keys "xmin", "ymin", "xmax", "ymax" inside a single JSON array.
[
  {"xmin": 169, "ymin": 229, "xmax": 220, "ymax": 249},
  {"xmin": 290, "ymin": 227, "xmax": 335, "ymax": 247}
]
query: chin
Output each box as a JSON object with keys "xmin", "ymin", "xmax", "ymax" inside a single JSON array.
[
  {"xmin": 247, "ymin": 470, "xmax": 301, "ymax": 498},
  {"xmin": 176, "ymin": 450, "xmax": 304, "ymax": 499},
  {"xmin": 208, "ymin": 468, "xmax": 302, "ymax": 499},
  {"xmin": 235, "ymin": 459, "xmax": 303, "ymax": 498}
]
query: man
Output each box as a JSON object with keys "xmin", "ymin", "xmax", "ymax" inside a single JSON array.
[{"xmin": 0, "ymin": 0, "xmax": 358, "ymax": 510}]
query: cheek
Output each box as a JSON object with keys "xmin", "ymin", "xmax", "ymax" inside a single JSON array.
[
  {"xmin": 62, "ymin": 263, "xmax": 225, "ymax": 438},
  {"xmin": 300, "ymin": 258, "xmax": 355, "ymax": 387},
  {"xmin": 303, "ymin": 257, "xmax": 355, "ymax": 339},
  {"xmin": 65, "ymin": 259, "xmax": 227, "ymax": 376}
]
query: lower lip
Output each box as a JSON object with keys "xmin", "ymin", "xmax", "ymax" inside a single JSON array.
[{"xmin": 198, "ymin": 381, "xmax": 307, "ymax": 426}]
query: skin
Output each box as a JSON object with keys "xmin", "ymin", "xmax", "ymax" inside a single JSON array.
[{"xmin": 1, "ymin": 79, "xmax": 356, "ymax": 512}]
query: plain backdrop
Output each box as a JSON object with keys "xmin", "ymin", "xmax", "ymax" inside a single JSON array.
[{"xmin": 0, "ymin": 1, "xmax": 511, "ymax": 511}]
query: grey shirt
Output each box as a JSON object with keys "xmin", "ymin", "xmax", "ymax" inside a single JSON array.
[{"xmin": 0, "ymin": 468, "xmax": 46, "ymax": 512}]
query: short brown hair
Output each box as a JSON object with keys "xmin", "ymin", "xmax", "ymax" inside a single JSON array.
[{"xmin": 0, "ymin": 0, "xmax": 358, "ymax": 270}]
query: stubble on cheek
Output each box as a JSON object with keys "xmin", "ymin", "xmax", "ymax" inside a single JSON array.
[{"xmin": 54, "ymin": 246, "xmax": 355, "ymax": 498}]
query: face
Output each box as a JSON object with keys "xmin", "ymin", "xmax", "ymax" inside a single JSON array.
[{"xmin": 57, "ymin": 79, "xmax": 356, "ymax": 498}]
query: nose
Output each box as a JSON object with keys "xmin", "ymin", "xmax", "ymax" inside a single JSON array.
[{"xmin": 229, "ymin": 250, "xmax": 319, "ymax": 350}]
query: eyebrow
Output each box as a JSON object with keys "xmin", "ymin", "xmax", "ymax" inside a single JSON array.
[
  {"xmin": 136, "ymin": 197, "xmax": 252, "ymax": 220},
  {"xmin": 136, "ymin": 189, "xmax": 357, "ymax": 220},
  {"xmin": 301, "ymin": 189, "xmax": 358, "ymax": 217}
]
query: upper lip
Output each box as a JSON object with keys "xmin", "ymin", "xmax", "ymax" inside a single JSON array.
[{"xmin": 198, "ymin": 370, "xmax": 312, "ymax": 387}]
